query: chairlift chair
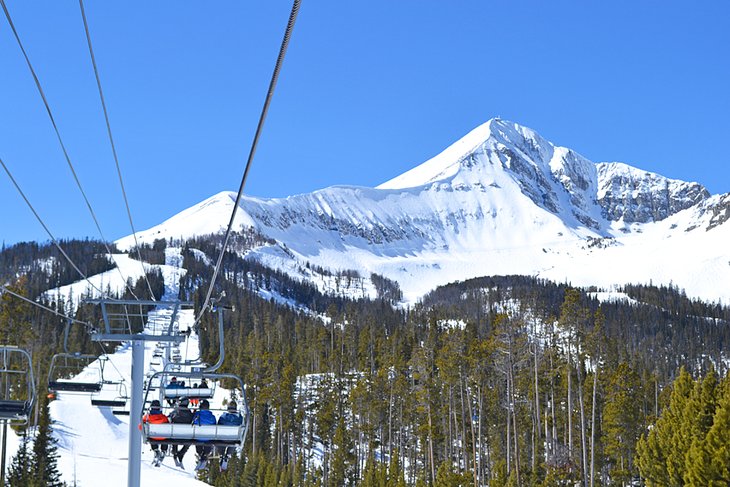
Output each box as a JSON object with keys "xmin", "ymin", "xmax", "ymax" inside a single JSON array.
[
  {"xmin": 0, "ymin": 346, "xmax": 36, "ymax": 424},
  {"xmin": 91, "ymin": 380, "xmax": 128, "ymax": 408},
  {"xmin": 48, "ymin": 352, "xmax": 103, "ymax": 393},
  {"xmin": 47, "ymin": 321, "xmax": 104, "ymax": 394},
  {"xmin": 111, "ymin": 383, "xmax": 130, "ymax": 415},
  {"xmin": 161, "ymin": 377, "xmax": 215, "ymax": 401},
  {"xmin": 142, "ymin": 370, "xmax": 249, "ymax": 448}
]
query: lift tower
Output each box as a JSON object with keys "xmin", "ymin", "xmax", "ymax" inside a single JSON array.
[{"xmin": 86, "ymin": 299, "xmax": 190, "ymax": 487}]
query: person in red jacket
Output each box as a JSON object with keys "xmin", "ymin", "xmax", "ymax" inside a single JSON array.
[{"xmin": 141, "ymin": 399, "xmax": 169, "ymax": 467}]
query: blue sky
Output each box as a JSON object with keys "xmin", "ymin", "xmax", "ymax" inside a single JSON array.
[{"xmin": 1, "ymin": 1, "xmax": 728, "ymax": 245}]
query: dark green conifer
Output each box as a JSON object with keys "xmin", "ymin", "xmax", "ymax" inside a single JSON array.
[
  {"xmin": 31, "ymin": 397, "xmax": 64, "ymax": 487},
  {"xmin": 5, "ymin": 431, "xmax": 33, "ymax": 487}
]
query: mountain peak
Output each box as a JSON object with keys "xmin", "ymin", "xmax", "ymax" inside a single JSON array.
[
  {"xmin": 115, "ymin": 118, "xmax": 728, "ymax": 305},
  {"xmin": 115, "ymin": 190, "xmax": 246, "ymax": 249},
  {"xmin": 377, "ymin": 118, "xmax": 558, "ymax": 190},
  {"xmin": 377, "ymin": 119, "xmax": 497, "ymax": 190}
]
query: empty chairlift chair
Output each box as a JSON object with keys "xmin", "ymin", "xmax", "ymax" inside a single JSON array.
[
  {"xmin": 48, "ymin": 352, "xmax": 103, "ymax": 393},
  {"xmin": 91, "ymin": 380, "xmax": 129, "ymax": 408},
  {"xmin": 0, "ymin": 346, "xmax": 36, "ymax": 424},
  {"xmin": 111, "ymin": 382, "xmax": 131, "ymax": 415},
  {"xmin": 48, "ymin": 321, "xmax": 104, "ymax": 394}
]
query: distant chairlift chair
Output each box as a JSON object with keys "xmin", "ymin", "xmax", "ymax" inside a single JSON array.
[{"xmin": 91, "ymin": 380, "xmax": 129, "ymax": 409}]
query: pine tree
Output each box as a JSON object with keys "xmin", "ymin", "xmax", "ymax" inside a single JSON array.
[
  {"xmin": 31, "ymin": 397, "xmax": 64, "ymax": 487},
  {"xmin": 666, "ymin": 368, "xmax": 719, "ymax": 485},
  {"xmin": 5, "ymin": 431, "xmax": 33, "ymax": 487},
  {"xmin": 435, "ymin": 460, "xmax": 462, "ymax": 486},
  {"xmin": 388, "ymin": 449, "xmax": 407, "ymax": 487},
  {"xmin": 329, "ymin": 416, "xmax": 354, "ymax": 486},
  {"xmin": 685, "ymin": 376, "xmax": 730, "ymax": 486},
  {"xmin": 602, "ymin": 362, "xmax": 643, "ymax": 484},
  {"xmin": 360, "ymin": 453, "xmax": 379, "ymax": 487},
  {"xmin": 636, "ymin": 367, "xmax": 694, "ymax": 486},
  {"xmin": 0, "ymin": 277, "xmax": 36, "ymax": 347}
]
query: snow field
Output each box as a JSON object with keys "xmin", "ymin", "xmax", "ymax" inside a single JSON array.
[{"xmin": 43, "ymin": 247, "xmax": 232, "ymax": 486}]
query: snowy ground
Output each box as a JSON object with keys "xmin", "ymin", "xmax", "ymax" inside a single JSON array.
[
  {"xmin": 44, "ymin": 253, "xmax": 151, "ymax": 309},
  {"xmin": 20, "ymin": 247, "xmax": 232, "ymax": 486}
]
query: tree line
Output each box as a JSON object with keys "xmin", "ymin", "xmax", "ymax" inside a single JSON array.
[{"xmin": 3, "ymin": 234, "xmax": 730, "ymax": 485}]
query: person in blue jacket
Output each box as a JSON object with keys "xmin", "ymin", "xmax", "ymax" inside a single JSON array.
[
  {"xmin": 192, "ymin": 399, "xmax": 216, "ymax": 471},
  {"xmin": 165, "ymin": 377, "xmax": 184, "ymax": 406},
  {"xmin": 217, "ymin": 400, "xmax": 243, "ymax": 471}
]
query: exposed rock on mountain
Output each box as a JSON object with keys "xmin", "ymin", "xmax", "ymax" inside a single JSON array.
[
  {"xmin": 117, "ymin": 119, "xmax": 730, "ymax": 304},
  {"xmin": 597, "ymin": 162, "xmax": 709, "ymax": 224}
]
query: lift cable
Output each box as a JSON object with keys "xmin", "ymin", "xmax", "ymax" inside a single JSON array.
[
  {"xmin": 0, "ymin": 156, "xmax": 145, "ymax": 313},
  {"xmin": 0, "ymin": 285, "xmax": 94, "ymax": 329},
  {"xmin": 192, "ymin": 0, "xmax": 301, "ymax": 328},
  {"xmin": 1, "ymin": 284, "xmax": 127, "ymax": 383},
  {"xmin": 78, "ymin": 0, "xmax": 156, "ymax": 302},
  {"xmin": 0, "ymin": 157, "xmax": 109, "ymax": 298},
  {"xmin": 0, "ymin": 0, "xmax": 149, "ymax": 303}
]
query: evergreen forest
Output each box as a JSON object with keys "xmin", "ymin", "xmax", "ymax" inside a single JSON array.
[{"xmin": 2, "ymin": 235, "xmax": 730, "ymax": 486}]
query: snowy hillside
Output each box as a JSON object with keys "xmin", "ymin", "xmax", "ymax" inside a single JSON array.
[
  {"xmin": 46, "ymin": 248, "xmax": 226, "ymax": 486},
  {"xmin": 116, "ymin": 118, "xmax": 730, "ymax": 304}
]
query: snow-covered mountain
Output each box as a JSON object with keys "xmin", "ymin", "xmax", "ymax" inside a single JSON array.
[{"xmin": 117, "ymin": 118, "xmax": 730, "ymax": 304}]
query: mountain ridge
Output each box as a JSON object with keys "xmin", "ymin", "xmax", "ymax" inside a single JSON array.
[{"xmin": 117, "ymin": 118, "xmax": 730, "ymax": 304}]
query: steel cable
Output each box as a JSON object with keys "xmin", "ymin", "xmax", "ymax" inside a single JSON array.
[
  {"xmin": 1, "ymin": 156, "xmax": 107, "ymax": 298},
  {"xmin": 0, "ymin": 0, "xmax": 147, "ymax": 303},
  {"xmin": 77, "ymin": 0, "xmax": 157, "ymax": 302},
  {"xmin": 193, "ymin": 0, "xmax": 302, "ymax": 327},
  {"xmin": 0, "ymin": 285, "xmax": 94, "ymax": 329}
]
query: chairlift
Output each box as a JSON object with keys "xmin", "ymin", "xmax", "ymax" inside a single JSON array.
[
  {"xmin": 109, "ymin": 396, "xmax": 129, "ymax": 412},
  {"xmin": 0, "ymin": 346, "xmax": 36, "ymax": 424},
  {"xmin": 142, "ymin": 370, "xmax": 249, "ymax": 447},
  {"xmin": 161, "ymin": 376, "xmax": 215, "ymax": 401},
  {"xmin": 47, "ymin": 321, "xmax": 104, "ymax": 393},
  {"xmin": 48, "ymin": 353, "xmax": 103, "ymax": 393},
  {"xmin": 91, "ymin": 380, "xmax": 128, "ymax": 408},
  {"xmin": 91, "ymin": 398, "xmax": 127, "ymax": 407}
]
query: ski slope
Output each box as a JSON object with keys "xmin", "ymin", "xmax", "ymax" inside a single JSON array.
[
  {"xmin": 46, "ymin": 248, "xmax": 223, "ymax": 486},
  {"xmin": 44, "ymin": 253, "xmax": 151, "ymax": 306}
]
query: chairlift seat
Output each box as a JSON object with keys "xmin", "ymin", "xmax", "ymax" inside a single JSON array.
[
  {"xmin": 0, "ymin": 400, "xmax": 30, "ymax": 420},
  {"xmin": 91, "ymin": 399, "xmax": 127, "ymax": 407},
  {"xmin": 49, "ymin": 381, "xmax": 103, "ymax": 393},
  {"xmin": 112, "ymin": 410, "xmax": 130, "ymax": 416},
  {"xmin": 162, "ymin": 387, "xmax": 214, "ymax": 400},
  {"xmin": 144, "ymin": 423, "xmax": 243, "ymax": 446}
]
